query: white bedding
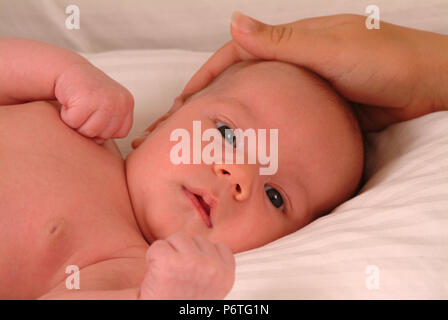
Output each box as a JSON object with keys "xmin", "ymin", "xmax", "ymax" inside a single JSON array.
[
  {"xmin": 1, "ymin": 0, "xmax": 447, "ymax": 53},
  {"xmin": 83, "ymin": 49, "xmax": 448, "ymax": 299}
]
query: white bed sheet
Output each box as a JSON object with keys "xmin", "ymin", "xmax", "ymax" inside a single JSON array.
[{"xmin": 1, "ymin": 0, "xmax": 447, "ymax": 53}]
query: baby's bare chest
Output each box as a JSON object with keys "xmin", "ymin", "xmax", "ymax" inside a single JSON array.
[{"xmin": 0, "ymin": 101, "xmax": 139, "ymax": 298}]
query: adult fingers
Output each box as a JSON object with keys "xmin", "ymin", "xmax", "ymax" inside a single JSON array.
[
  {"xmin": 229, "ymin": 12, "xmax": 346, "ymax": 73},
  {"xmin": 180, "ymin": 12, "xmax": 348, "ymax": 101},
  {"xmin": 180, "ymin": 40, "xmax": 258, "ymax": 100}
]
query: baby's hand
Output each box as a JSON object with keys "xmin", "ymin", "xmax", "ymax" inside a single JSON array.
[
  {"xmin": 54, "ymin": 62, "xmax": 134, "ymax": 144},
  {"xmin": 139, "ymin": 232, "xmax": 235, "ymax": 300}
]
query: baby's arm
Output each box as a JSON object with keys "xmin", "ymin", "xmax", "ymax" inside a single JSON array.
[
  {"xmin": 0, "ymin": 37, "xmax": 87, "ymax": 105},
  {"xmin": 0, "ymin": 37, "xmax": 133, "ymax": 142}
]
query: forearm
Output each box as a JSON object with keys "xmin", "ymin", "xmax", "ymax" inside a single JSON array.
[
  {"xmin": 437, "ymin": 37, "xmax": 448, "ymax": 110},
  {"xmin": 424, "ymin": 32, "xmax": 448, "ymax": 111},
  {"xmin": 0, "ymin": 37, "xmax": 89, "ymax": 105}
]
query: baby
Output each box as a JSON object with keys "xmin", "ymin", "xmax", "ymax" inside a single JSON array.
[{"xmin": 0, "ymin": 38, "xmax": 363, "ymax": 299}]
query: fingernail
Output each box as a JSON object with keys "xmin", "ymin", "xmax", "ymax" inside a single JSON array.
[{"xmin": 231, "ymin": 11, "xmax": 258, "ymax": 34}]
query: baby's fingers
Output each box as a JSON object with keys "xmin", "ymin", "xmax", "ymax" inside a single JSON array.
[
  {"xmin": 60, "ymin": 104, "xmax": 94, "ymax": 129},
  {"xmin": 192, "ymin": 236, "xmax": 220, "ymax": 257},
  {"xmin": 165, "ymin": 232, "xmax": 200, "ymax": 255},
  {"xmin": 76, "ymin": 109, "xmax": 109, "ymax": 139},
  {"xmin": 92, "ymin": 110, "xmax": 128, "ymax": 141},
  {"xmin": 76, "ymin": 108, "xmax": 128, "ymax": 142},
  {"xmin": 113, "ymin": 111, "xmax": 133, "ymax": 139},
  {"xmin": 93, "ymin": 137, "xmax": 106, "ymax": 145},
  {"xmin": 215, "ymin": 242, "xmax": 235, "ymax": 269}
]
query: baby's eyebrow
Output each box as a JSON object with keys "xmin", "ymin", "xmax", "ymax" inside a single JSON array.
[{"xmin": 215, "ymin": 96, "xmax": 256, "ymax": 123}]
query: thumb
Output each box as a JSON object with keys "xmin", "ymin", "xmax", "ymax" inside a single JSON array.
[{"xmin": 230, "ymin": 12, "xmax": 336, "ymax": 70}]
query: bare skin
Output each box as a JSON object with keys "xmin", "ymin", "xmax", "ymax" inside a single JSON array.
[
  {"xmin": 0, "ymin": 38, "xmax": 234, "ymax": 300},
  {"xmin": 0, "ymin": 100, "xmax": 234, "ymax": 300},
  {"xmin": 0, "ymin": 100, "xmax": 149, "ymax": 299}
]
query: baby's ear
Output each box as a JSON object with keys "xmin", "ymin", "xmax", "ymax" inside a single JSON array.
[{"xmin": 131, "ymin": 97, "xmax": 185, "ymax": 149}]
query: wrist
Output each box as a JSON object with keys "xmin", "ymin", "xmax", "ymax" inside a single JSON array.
[
  {"xmin": 428, "ymin": 33, "xmax": 448, "ymax": 111},
  {"xmin": 54, "ymin": 61, "xmax": 100, "ymax": 105},
  {"xmin": 440, "ymin": 45, "xmax": 448, "ymax": 110}
]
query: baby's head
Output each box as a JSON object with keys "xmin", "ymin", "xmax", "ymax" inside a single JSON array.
[{"xmin": 125, "ymin": 61, "xmax": 364, "ymax": 253}]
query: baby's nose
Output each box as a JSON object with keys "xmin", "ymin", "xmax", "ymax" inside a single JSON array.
[{"xmin": 212, "ymin": 163, "xmax": 258, "ymax": 201}]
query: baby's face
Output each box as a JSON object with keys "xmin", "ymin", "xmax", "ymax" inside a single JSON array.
[{"xmin": 125, "ymin": 61, "xmax": 363, "ymax": 253}]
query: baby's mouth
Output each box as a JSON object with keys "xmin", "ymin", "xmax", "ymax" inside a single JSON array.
[
  {"xmin": 194, "ymin": 194, "xmax": 211, "ymax": 216},
  {"xmin": 182, "ymin": 186, "xmax": 214, "ymax": 228}
]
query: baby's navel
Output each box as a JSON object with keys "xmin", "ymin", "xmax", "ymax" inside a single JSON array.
[
  {"xmin": 45, "ymin": 217, "xmax": 66, "ymax": 239},
  {"xmin": 39, "ymin": 217, "xmax": 71, "ymax": 263}
]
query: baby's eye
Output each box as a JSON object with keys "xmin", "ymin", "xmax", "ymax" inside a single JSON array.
[
  {"xmin": 216, "ymin": 121, "xmax": 236, "ymax": 148},
  {"xmin": 264, "ymin": 185, "xmax": 284, "ymax": 211}
]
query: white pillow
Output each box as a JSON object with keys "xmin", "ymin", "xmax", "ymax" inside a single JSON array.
[{"xmin": 84, "ymin": 49, "xmax": 448, "ymax": 299}]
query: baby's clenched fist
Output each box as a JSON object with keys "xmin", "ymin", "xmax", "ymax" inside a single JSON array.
[
  {"xmin": 54, "ymin": 62, "xmax": 134, "ymax": 144},
  {"xmin": 139, "ymin": 232, "xmax": 235, "ymax": 300}
]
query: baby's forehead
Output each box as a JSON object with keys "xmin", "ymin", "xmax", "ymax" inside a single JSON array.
[
  {"xmin": 216, "ymin": 61, "xmax": 320, "ymax": 93},
  {"xmin": 212, "ymin": 61, "xmax": 333, "ymax": 110},
  {"xmin": 196, "ymin": 60, "xmax": 355, "ymax": 146},
  {"xmin": 206, "ymin": 60, "xmax": 358, "ymax": 161},
  {"xmin": 209, "ymin": 61, "xmax": 335, "ymax": 123}
]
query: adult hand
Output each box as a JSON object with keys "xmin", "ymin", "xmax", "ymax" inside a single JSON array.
[{"xmin": 178, "ymin": 13, "xmax": 448, "ymax": 132}]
